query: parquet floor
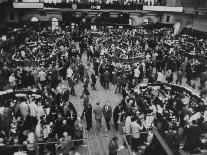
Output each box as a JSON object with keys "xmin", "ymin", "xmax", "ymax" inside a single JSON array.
[{"xmin": 67, "ymin": 54, "xmax": 130, "ymax": 155}]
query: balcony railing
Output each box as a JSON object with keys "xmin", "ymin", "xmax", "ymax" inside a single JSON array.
[{"xmin": 13, "ymin": 0, "xmax": 167, "ymax": 10}]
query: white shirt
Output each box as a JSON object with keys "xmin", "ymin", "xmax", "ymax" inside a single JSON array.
[
  {"xmin": 29, "ymin": 102, "xmax": 37, "ymax": 117},
  {"xmin": 19, "ymin": 102, "xmax": 29, "ymax": 118},
  {"xmin": 157, "ymin": 72, "xmax": 163, "ymax": 82},
  {"xmin": 131, "ymin": 121, "xmax": 143, "ymax": 138},
  {"xmin": 67, "ymin": 67, "xmax": 73, "ymax": 78},
  {"xmin": 189, "ymin": 112, "xmax": 201, "ymax": 123},
  {"xmin": 36, "ymin": 105, "xmax": 45, "ymax": 120},
  {"xmin": 146, "ymin": 54, "xmax": 151, "ymax": 61},
  {"xmin": 38, "ymin": 71, "xmax": 46, "ymax": 81},
  {"xmin": 9, "ymin": 75, "xmax": 16, "ymax": 84},
  {"xmin": 134, "ymin": 67, "xmax": 140, "ymax": 78},
  {"xmin": 124, "ymin": 116, "xmax": 131, "ymax": 134}
]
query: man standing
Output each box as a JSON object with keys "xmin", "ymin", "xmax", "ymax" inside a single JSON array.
[
  {"xmin": 67, "ymin": 66, "xmax": 75, "ymax": 95},
  {"xmin": 91, "ymin": 71, "xmax": 97, "ymax": 90},
  {"xmin": 38, "ymin": 68, "xmax": 47, "ymax": 90},
  {"xmin": 81, "ymin": 103, "xmax": 92, "ymax": 130},
  {"xmin": 200, "ymin": 70, "xmax": 207, "ymax": 89},
  {"xmin": 109, "ymin": 136, "xmax": 120, "ymax": 155},
  {"xmin": 103, "ymin": 70, "xmax": 111, "ymax": 89},
  {"xmin": 93, "ymin": 59, "xmax": 99, "ymax": 76},
  {"xmin": 78, "ymin": 62, "xmax": 85, "ymax": 82},
  {"xmin": 134, "ymin": 65, "xmax": 140, "ymax": 85},
  {"xmin": 183, "ymin": 120, "xmax": 201, "ymax": 153},
  {"xmin": 103, "ymin": 102, "xmax": 112, "ymax": 131},
  {"xmin": 93, "ymin": 102, "xmax": 103, "ymax": 131},
  {"xmin": 113, "ymin": 104, "xmax": 124, "ymax": 131}
]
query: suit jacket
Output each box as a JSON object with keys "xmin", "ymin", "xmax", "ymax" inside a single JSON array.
[
  {"xmin": 103, "ymin": 105, "xmax": 112, "ymax": 120},
  {"xmin": 93, "ymin": 106, "xmax": 103, "ymax": 120},
  {"xmin": 103, "ymin": 71, "xmax": 111, "ymax": 82},
  {"xmin": 109, "ymin": 140, "xmax": 118, "ymax": 155},
  {"xmin": 91, "ymin": 73, "xmax": 97, "ymax": 83},
  {"xmin": 81, "ymin": 104, "xmax": 92, "ymax": 120}
]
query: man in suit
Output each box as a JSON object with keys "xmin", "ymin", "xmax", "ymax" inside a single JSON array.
[
  {"xmin": 183, "ymin": 120, "xmax": 201, "ymax": 153},
  {"xmin": 91, "ymin": 71, "xmax": 97, "ymax": 90},
  {"xmin": 165, "ymin": 124, "xmax": 180, "ymax": 155},
  {"xmin": 103, "ymin": 70, "xmax": 111, "ymax": 89},
  {"xmin": 81, "ymin": 103, "xmax": 92, "ymax": 130},
  {"xmin": 103, "ymin": 102, "xmax": 112, "ymax": 131},
  {"xmin": 93, "ymin": 102, "xmax": 103, "ymax": 131},
  {"xmin": 109, "ymin": 136, "xmax": 119, "ymax": 155},
  {"xmin": 113, "ymin": 104, "xmax": 123, "ymax": 131}
]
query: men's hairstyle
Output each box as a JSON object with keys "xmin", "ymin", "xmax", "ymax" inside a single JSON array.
[
  {"xmin": 112, "ymin": 136, "xmax": 118, "ymax": 141},
  {"xmin": 192, "ymin": 120, "xmax": 197, "ymax": 125}
]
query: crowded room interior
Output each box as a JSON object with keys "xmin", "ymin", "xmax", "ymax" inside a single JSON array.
[{"xmin": 0, "ymin": 0, "xmax": 207, "ymax": 155}]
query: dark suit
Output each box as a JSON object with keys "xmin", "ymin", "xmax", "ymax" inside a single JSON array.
[
  {"xmin": 165, "ymin": 130, "xmax": 180, "ymax": 155},
  {"xmin": 113, "ymin": 106, "xmax": 123, "ymax": 131},
  {"xmin": 103, "ymin": 105, "xmax": 112, "ymax": 130},
  {"xmin": 103, "ymin": 71, "xmax": 111, "ymax": 89},
  {"xmin": 184, "ymin": 125, "xmax": 201, "ymax": 153},
  {"xmin": 91, "ymin": 73, "xmax": 97, "ymax": 90},
  {"xmin": 81, "ymin": 104, "xmax": 92, "ymax": 130},
  {"xmin": 109, "ymin": 140, "xmax": 119, "ymax": 155}
]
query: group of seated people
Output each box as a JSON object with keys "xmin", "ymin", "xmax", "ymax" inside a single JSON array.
[{"xmin": 0, "ymin": 23, "xmax": 207, "ymax": 155}]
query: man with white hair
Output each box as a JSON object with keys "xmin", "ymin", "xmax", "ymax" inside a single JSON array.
[{"xmin": 60, "ymin": 132, "xmax": 73, "ymax": 155}]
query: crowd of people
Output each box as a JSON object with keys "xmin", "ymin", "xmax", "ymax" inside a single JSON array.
[
  {"xmin": 41, "ymin": 0, "xmax": 166, "ymax": 9},
  {"xmin": 41, "ymin": 0, "xmax": 165, "ymax": 6},
  {"xmin": 0, "ymin": 23, "xmax": 207, "ymax": 155}
]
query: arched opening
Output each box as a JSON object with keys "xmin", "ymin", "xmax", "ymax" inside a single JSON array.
[
  {"xmin": 143, "ymin": 18, "xmax": 149, "ymax": 24},
  {"xmin": 51, "ymin": 17, "xmax": 59, "ymax": 31},
  {"xmin": 91, "ymin": 25, "xmax": 97, "ymax": 31},
  {"xmin": 31, "ymin": 17, "xmax": 39, "ymax": 22}
]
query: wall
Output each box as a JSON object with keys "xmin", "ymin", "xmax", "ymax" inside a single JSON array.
[
  {"xmin": 0, "ymin": 11, "xmax": 7, "ymax": 33},
  {"xmin": 192, "ymin": 16, "xmax": 207, "ymax": 32},
  {"xmin": 165, "ymin": 0, "xmax": 178, "ymax": 6},
  {"xmin": 130, "ymin": 13, "xmax": 159, "ymax": 26},
  {"xmin": 4, "ymin": 10, "xmax": 20, "ymax": 23},
  {"xmin": 180, "ymin": 14, "xmax": 193, "ymax": 28},
  {"xmin": 20, "ymin": 11, "xmax": 63, "ymax": 22},
  {"xmin": 161, "ymin": 13, "xmax": 182, "ymax": 24},
  {"xmin": 161, "ymin": 13, "xmax": 207, "ymax": 32}
]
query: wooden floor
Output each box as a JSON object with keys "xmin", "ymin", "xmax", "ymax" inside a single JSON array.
[
  {"xmin": 66, "ymin": 54, "xmax": 202, "ymax": 155},
  {"xmin": 67, "ymin": 54, "xmax": 130, "ymax": 155}
]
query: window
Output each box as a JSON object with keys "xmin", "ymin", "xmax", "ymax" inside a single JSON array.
[
  {"xmin": 51, "ymin": 17, "xmax": 59, "ymax": 31},
  {"xmin": 129, "ymin": 18, "xmax": 132, "ymax": 25},
  {"xmin": 166, "ymin": 16, "xmax": 170, "ymax": 22},
  {"xmin": 143, "ymin": 18, "xmax": 149, "ymax": 24},
  {"xmin": 31, "ymin": 17, "xmax": 39, "ymax": 22},
  {"xmin": 91, "ymin": 25, "xmax": 97, "ymax": 31}
]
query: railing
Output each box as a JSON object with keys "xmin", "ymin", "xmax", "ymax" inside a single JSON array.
[
  {"xmin": 13, "ymin": 0, "xmax": 167, "ymax": 8},
  {"xmin": 13, "ymin": 0, "xmax": 165, "ymax": 6},
  {"xmin": 1, "ymin": 129, "xmax": 177, "ymax": 155}
]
